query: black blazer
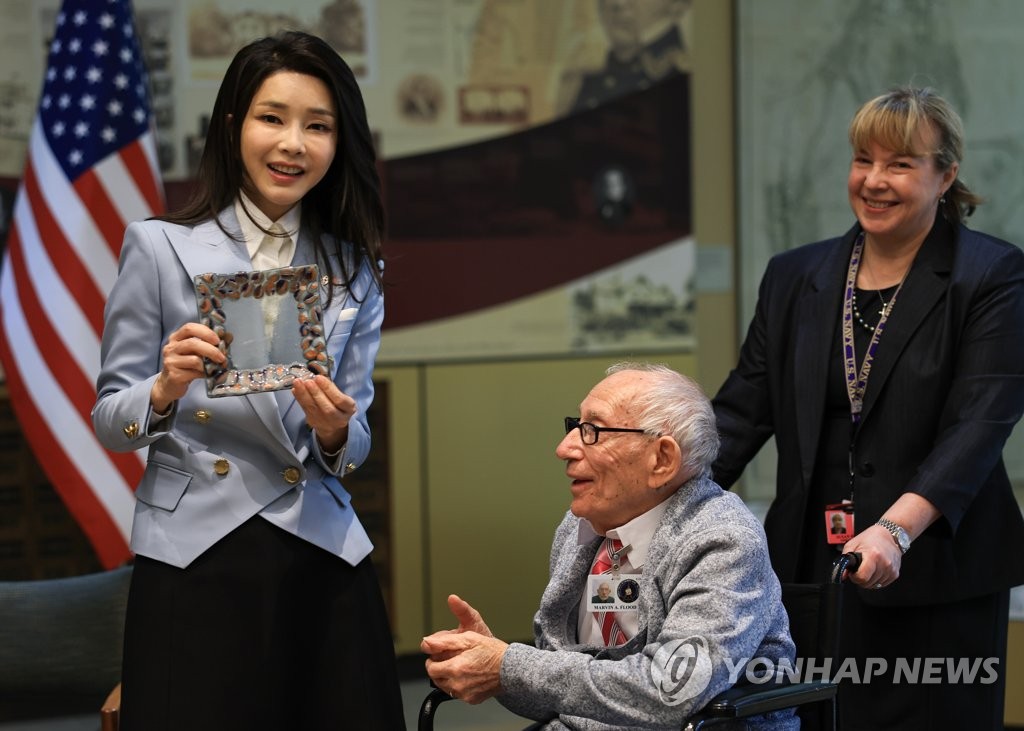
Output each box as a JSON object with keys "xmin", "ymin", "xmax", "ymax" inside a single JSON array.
[{"xmin": 712, "ymin": 218, "xmax": 1024, "ymax": 606}]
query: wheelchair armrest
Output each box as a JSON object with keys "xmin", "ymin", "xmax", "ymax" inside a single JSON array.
[{"xmin": 697, "ymin": 680, "xmax": 836, "ymax": 718}]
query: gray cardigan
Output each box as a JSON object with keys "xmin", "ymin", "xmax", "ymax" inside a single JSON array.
[{"xmin": 497, "ymin": 475, "xmax": 798, "ymax": 730}]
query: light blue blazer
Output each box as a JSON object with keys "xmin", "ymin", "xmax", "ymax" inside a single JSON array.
[{"xmin": 92, "ymin": 208, "xmax": 383, "ymax": 569}]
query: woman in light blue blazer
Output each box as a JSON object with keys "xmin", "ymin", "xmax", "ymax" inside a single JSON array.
[{"xmin": 92, "ymin": 32, "xmax": 403, "ymax": 730}]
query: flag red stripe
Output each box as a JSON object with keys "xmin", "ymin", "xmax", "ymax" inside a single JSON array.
[
  {"xmin": 73, "ymin": 168, "xmax": 125, "ymax": 258},
  {"xmin": 5, "ymin": 223, "xmax": 148, "ymax": 490},
  {"xmin": 22, "ymin": 163, "xmax": 107, "ymax": 337},
  {"xmin": 0, "ymin": 329, "xmax": 132, "ymax": 568},
  {"xmin": 120, "ymin": 138, "xmax": 163, "ymax": 216}
]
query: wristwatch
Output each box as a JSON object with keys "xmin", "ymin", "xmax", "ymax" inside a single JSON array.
[{"xmin": 876, "ymin": 518, "xmax": 911, "ymax": 554}]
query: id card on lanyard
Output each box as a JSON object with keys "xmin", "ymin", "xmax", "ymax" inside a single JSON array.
[{"xmin": 825, "ymin": 233, "xmax": 907, "ymax": 544}]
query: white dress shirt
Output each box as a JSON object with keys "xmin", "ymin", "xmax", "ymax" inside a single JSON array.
[{"xmin": 235, "ymin": 192, "xmax": 300, "ymax": 269}]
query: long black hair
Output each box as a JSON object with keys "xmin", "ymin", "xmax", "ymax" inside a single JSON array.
[{"xmin": 162, "ymin": 31, "xmax": 384, "ymax": 296}]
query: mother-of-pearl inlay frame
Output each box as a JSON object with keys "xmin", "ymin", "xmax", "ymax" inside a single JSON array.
[{"xmin": 194, "ymin": 264, "xmax": 332, "ymax": 397}]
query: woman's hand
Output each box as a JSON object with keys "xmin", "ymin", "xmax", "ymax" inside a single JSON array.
[
  {"xmin": 292, "ymin": 375, "xmax": 356, "ymax": 453},
  {"xmin": 843, "ymin": 524, "xmax": 902, "ymax": 589},
  {"xmin": 843, "ymin": 494, "xmax": 941, "ymax": 590},
  {"xmin": 151, "ymin": 323, "xmax": 224, "ymax": 413}
]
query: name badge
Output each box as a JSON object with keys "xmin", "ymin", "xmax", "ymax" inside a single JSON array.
[
  {"xmin": 586, "ymin": 574, "xmax": 641, "ymax": 613},
  {"xmin": 824, "ymin": 501, "xmax": 855, "ymax": 545}
]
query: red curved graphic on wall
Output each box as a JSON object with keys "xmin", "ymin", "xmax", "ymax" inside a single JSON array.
[{"xmin": 382, "ymin": 74, "xmax": 691, "ymax": 330}]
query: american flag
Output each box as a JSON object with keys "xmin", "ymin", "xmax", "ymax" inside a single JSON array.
[{"xmin": 0, "ymin": 0, "xmax": 163, "ymax": 568}]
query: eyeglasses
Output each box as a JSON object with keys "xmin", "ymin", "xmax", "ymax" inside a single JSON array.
[{"xmin": 564, "ymin": 416, "xmax": 649, "ymax": 445}]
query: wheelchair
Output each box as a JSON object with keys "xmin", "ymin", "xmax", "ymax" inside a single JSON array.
[{"xmin": 419, "ymin": 552, "xmax": 861, "ymax": 731}]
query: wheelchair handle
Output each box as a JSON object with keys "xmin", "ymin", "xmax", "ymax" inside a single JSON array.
[{"xmin": 829, "ymin": 551, "xmax": 862, "ymax": 583}]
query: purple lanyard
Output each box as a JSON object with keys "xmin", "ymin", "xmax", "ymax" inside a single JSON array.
[{"xmin": 841, "ymin": 233, "xmax": 905, "ymax": 423}]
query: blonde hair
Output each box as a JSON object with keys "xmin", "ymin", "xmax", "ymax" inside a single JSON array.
[{"xmin": 848, "ymin": 86, "xmax": 981, "ymax": 224}]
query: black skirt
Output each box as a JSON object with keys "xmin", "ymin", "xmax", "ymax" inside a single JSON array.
[{"xmin": 120, "ymin": 516, "xmax": 405, "ymax": 731}]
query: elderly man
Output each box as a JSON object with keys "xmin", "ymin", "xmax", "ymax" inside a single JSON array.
[{"xmin": 422, "ymin": 362, "xmax": 797, "ymax": 729}]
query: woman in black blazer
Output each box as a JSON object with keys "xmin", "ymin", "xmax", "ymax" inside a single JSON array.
[{"xmin": 712, "ymin": 86, "xmax": 1024, "ymax": 730}]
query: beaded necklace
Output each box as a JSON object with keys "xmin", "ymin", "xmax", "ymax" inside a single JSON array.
[{"xmin": 851, "ymin": 285, "xmax": 901, "ymax": 333}]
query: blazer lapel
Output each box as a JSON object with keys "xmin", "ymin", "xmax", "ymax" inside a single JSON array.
[
  {"xmin": 548, "ymin": 535, "xmax": 602, "ymax": 645},
  {"xmin": 858, "ymin": 221, "xmax": 953, "ymax": 424},
  {"xmin": 794, "ymin": 228, "xmax": 857, "ymax": 487},
  {"xmin": 165, "ymin": 210, "xmax": 251, "ymax": 284},
  {"xmin": 568, "ymin": 538, "xmax": 601, "ymax": 642}
]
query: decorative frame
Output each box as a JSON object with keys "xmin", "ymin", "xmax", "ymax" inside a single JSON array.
[{"xmin": 193, "ymin": 265, "xmax": 332, "ymax": 397}]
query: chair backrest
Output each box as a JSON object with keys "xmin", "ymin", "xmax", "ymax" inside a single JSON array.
[
  {"xmin": 772, "ymin": 554, "xmax": 856, "ymax": 731},
  {"xmin": 0, "ymin": 565, "xmax": 132, "ymax": 721},
  {"xmin": 781, "ymin": 582, "xmax": 841, "ymax": 665},
  {"xmin": 781, "ymin": 552, "xmax": 856, "ymax": 666}
]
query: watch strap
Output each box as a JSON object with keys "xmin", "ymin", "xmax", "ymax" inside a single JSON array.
[{"xmin": 876, "ymin": 518, "xmax": 910, "ymax": 554}]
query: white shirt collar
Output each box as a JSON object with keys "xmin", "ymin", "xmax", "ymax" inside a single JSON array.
[
  {"xmin": 575, "ymin": 498, "xmax": 671, "ymax": 569},
  {"xmin": 234, "ymin": 191, "xmax": 301, "ymax": 260}
]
